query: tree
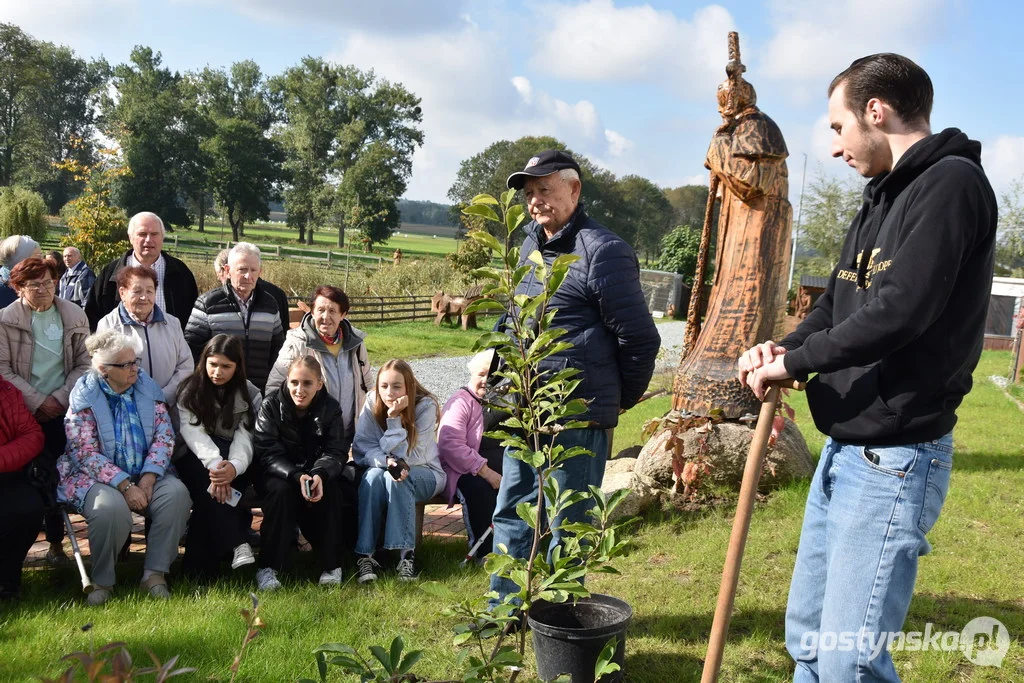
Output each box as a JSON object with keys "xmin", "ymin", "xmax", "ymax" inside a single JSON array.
[
  {"xmin": 270, "ymin": 58, "xmax": 423, "ymax": 246},
  {"xmin": 799, "ymin": 168, "xmax": 863, "ymax": 271},
  {"xmin": 0, "ymin": 23, "xmax": 40, "ymax": 188},
  {"xmin": 55, "ymin": 142, "xmax": 130, "ymax": 265},
  {"xmin": 204, "ymin": 118, "xmax": 282, "ymax": 241},
  {"xmin": 617, "ymin": 175, "xmax": 674, "ymax": 263},
  {"xmin": 103, "ymin": 46, "xmax": 204, "ymax": 229},
  {"xmin": 0, "ymin": 186, "xmax": 46, "ymax": 239},
  {"xmin": 663, "ymin": 184, "xmax": 710, "ymax": 230},
  {"xmin": 657, "ymin": 225, "xmax": 710, "ymax": 286},
  {"xmin": 996, "ymin": 176, "xmax": 1024, "ymax": 276}
]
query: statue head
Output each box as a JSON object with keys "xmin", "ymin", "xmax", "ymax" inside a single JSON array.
[{"xmin": 717, "ymin": 78, "xmax": 757, "ymax": 118}]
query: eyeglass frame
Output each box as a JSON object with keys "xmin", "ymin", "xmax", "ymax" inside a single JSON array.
[
  {"xmin": 105, "ymin": 358, "xmax": 142, "ymax": 370},
  {"xmin": 22, "ymin": 279, "xmax": 56, "ymax": 291}
]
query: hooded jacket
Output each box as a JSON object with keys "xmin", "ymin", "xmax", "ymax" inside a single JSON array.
[
  {"xmin": 781, "ymin": 128, "xmax": 997, "ymax": 444},
  {"xmin": 264, "ymin": 314, "xmax": 372, "ymax": 443},
  {"xmin": 514, "ymin": 206, "xmax": 661, "ymax": 429},
  {"xmin": 0, "ymin": 377, "xmax": 44, "ymax": 474},
  {"xmin": 254, "ymin": 387, "xmax": 345, "ymax": 484}
]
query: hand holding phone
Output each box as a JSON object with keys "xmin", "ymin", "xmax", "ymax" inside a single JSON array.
[
  {"xmin": 387, "ymin": 458, "xmax": 409, "ymax": 481},
  {"xmin": 302, "ymin": 477, "xmax": 313, "ymax": 499}
]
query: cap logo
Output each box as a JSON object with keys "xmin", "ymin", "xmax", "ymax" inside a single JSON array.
[{"xmin": 526, "ymin": 156, "xmax": 540, "ymax": 168}]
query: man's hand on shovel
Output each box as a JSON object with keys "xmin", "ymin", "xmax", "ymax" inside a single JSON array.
[{"xmin": 738, "ymin": 340, "xmax": 791, "ymax": 400}]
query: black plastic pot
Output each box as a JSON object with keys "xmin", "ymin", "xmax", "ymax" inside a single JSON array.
[{"xmin": 528, "ymin": 594, "xmax": 633, "ymax": 682}]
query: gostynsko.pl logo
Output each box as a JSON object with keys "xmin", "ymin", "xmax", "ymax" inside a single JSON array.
[{"xmin": 798, "ymin": 617, "xmax": 1010, "ymax": 666}]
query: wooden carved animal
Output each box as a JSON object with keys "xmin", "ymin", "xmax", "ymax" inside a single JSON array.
[{"xmin": 431, "ymin": 290, "xmax": 479, "ymax": 330}]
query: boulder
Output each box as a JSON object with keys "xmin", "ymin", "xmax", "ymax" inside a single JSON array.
[
  {"xmin": 600, "ymin": 471, "xmax": 660, "ymax": 520},
  {"xmin": 635, "ymin": 428, "xmax": 676, "ymax": 489},
  {"xmin": 605, "ymin": 457, "xmax": 637, "ymax": 475}
]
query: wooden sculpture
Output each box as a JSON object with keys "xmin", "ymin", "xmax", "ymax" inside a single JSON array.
[{"xmin": 673, "ymin": 32, "xmax": 793, "ymax": 419}]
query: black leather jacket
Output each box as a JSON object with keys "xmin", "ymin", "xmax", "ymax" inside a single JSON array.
[{"xmin": 254, "ymin": 387, "xmax": 345, "ymax": 484}]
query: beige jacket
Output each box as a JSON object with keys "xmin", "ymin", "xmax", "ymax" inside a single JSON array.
[{"xmin": 0, "ymin": 297, "xmax": 91, "ymax": 413}]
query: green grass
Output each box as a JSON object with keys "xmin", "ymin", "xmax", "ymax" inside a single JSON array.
[
  {"xmin": 361, "ymin": 321, "xmax": 485, "ymax": 361},
  {"xmin": 3, "ymin": 352, "xmax": 1022, "ymax": 681}
]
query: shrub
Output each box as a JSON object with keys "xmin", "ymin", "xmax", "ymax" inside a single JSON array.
[{"xmin": 0, "ymin": 186, "xmax": 48, "ymax": 240}]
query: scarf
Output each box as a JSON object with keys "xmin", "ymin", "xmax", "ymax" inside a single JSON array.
[{"xmin": 98, "ymin": 378, "xmax": 148, "ymax": 478}]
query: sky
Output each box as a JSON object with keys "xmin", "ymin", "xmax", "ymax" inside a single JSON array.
[{"xmin": 3, "ymin": 0, "xmax": 1023, "ymax": 208}]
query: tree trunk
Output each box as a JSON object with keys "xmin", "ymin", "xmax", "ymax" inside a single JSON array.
[
  {"xmin": 197, "ymin": 194, "xmax": 205, "ymax": 232},
  {"xmin": 337, "ymin": 221, "xmax": 345, "ymax": 248},
  {"xmin": 228, "ymin": 205, "xmax": 240, "ymax": 242},
  {"xmin": 305, "ymin": 225, "xmax": 313, "ymax": 246},
  {"xmin": 297, "ymin": 223, "xmax": 306, "ymax": 243}
]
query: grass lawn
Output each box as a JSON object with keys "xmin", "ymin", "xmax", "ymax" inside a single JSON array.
[
  {"xmin": 2, "ymin": 352, "xmax": 1021, "ymax": 681},
  {"xmin": 361, "ymin": 321, "xmax": 487, "ymax": 361}
]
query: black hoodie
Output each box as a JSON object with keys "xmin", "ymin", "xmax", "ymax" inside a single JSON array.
[{"xmin": 781, "ymin": 128, "xmax": 997, "ymax": 445}]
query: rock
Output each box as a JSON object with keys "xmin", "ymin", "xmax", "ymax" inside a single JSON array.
[
  {"xmin": 679, "ymin": 417, "xmax": 814, "ymax": 490},
  {"xmin": 605, "ymin": 457, "xmax": 637, "ymax": 475},
  {"xmin": 635, "ymin": 428, "xmax": 676, "ymax": 488},
  {"xmin": 613, "ymin": 445, "xmax": 642, "ymax": 460},
  {"xmin": 600, "ymin": 471, "xmax": 660, "ymax": 520}
]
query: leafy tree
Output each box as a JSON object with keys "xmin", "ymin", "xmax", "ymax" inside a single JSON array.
[
  {"xmin": 798, "ymin": 168, "xmax": 863, "ymax": 271},
  {"xmin": 445, "ymin": 233, "xmax": 491, "ymax": 278},
  {"xmin": 270, "ymin": 58, "xmax": 423, "ymax": 246},
  {"xmin": 396, "ymin": 199, "xmax": 454, "ymax": 226},
  {"xmin": 656, "ymin": 224, "xmax": 712, "ymax": 286},
  {"xmin": 102, "ymin": 46, "xmax": 204, "ymax": 229},
  {"xmin": 0, "ymin": 23, "xmax": 40, "ymax": 188},
  {"xmin": 663, "ymin": 183, "xmax": 710, "ymax": 230},
  {"xmin": 617, "ymin": 174, "xmax": 674, "ymax": 263},
  {"xmin": 996, "ymin": 176, "xmax": 1024, "ymax": 276},
  {"xmin": 204, "ymin": 118, "xmax": 282, "ymax": 241},
  {"xmin": 55, "ymin": 142, "xmax": 130, "ymax": 265},
  {"xmin": 0, "ymin": 185, "xmax": 46, "ymax": 239}
]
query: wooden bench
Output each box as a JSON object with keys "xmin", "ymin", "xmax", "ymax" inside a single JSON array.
[{"xmin": 415, "ymin": 494, "xmax": 454, "ymax": 548}]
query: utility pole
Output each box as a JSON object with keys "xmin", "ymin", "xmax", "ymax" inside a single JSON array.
[{"xmin": 787, "ymin": 152, "xmax": 808, "ymax": 292}]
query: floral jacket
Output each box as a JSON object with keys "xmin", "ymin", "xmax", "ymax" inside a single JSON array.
[{"xmin": 57, "ymin": 370, "xmax": 176, "ymax": 511}]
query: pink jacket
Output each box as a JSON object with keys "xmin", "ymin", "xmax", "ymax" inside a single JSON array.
[{"xmin": 437, "ymin": 387, "xmax": 487, "ymax": 506}]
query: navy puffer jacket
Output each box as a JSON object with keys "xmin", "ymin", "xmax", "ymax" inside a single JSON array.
[{"xmin": 515, "ymin": 207, "xmax": 660, "ymax": 429}]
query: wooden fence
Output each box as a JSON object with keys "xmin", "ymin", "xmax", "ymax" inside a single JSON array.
[{"xmin": 287, "ymin": 294, "xmax": 436, "ymax": 326}]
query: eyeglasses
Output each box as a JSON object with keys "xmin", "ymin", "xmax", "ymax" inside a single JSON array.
[
  {"xmin": 24, "ymin": 280, "xmax": 55, "ymax": 291},
  {"xmin": 106, "ymin": 359, "xmax": 142, "ymax": 369}
]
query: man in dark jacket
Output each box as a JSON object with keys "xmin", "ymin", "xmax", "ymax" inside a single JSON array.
[
  {"xmin": 185, "ymin": 242, "xmax": 285, "ymax": 391},
  {"xmin": 489, "ymin": 150, "xmax": 661, "ymax": 604},
  {"xmin": 739, "ymin": 54, "xmax": 997, "ymax": 682},
  {"xmin": 85, "ymin": 212, "xmax": 199, "ymax": 330},
  {"xmin": 58, "ymin": 247, "xmax": 95, "ymax": 308}
]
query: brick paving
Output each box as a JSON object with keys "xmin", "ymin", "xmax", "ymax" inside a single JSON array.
[{"xmin": 25, "ymin": 505, "xmax": 465, "ymax": 567}]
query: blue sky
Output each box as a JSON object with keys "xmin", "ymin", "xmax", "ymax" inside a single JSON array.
[{"xmin": 3, "ymin": 0, "xmax": 1023, "ymax": 206}]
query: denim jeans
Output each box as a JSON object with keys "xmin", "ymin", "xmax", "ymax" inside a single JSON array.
[
  {"xmin": 785, "ymin": 434, "xmax": 954, "ymax": 682},
  {"xmin": 488, "ymin": 427, "xmax": 609, "ymax": 606},
  {"xmin": 356, "ymin": 465, "xmax": 437, "ymax": 554}
]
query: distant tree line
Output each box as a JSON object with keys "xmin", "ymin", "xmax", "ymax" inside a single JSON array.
[
  {"xmin": 396, "ymin": 199, "xmax": 454, "ymax": 227},
  {"xmin": 0, "ymin": 22, "xmax": 423, "ymax": 247}
]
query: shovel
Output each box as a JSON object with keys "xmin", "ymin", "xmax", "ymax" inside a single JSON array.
[{"xmin": 701, "ymin": 378, "xmax": 805, "ymax": 683}]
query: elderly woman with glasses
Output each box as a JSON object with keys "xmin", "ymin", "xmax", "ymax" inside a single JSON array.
[
  {"xmin": 97, "ymin": 266, "xmax": 193, "ymax": 416},
  {"xmin": 57, "ymin": 329, "xmax": 191, "ymax": 605},
  {"xmin": 0, "ymin": 257, "xmax": 90, "ymax": 565}
]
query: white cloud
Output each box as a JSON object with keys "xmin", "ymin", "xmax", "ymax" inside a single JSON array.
[
  {"xmin": 0, "ymin": 0, "xmax": 137, "ymax": 44},
  {"xmin": 198, "ymin": 0, "xmax": 467, "ymax": 33},
  {"xmin": 759, "ymin": 0, "xmax": 942, "ymax": 85},
  {"xmin": 329, "ymin": 25, "xmax": 625, "ymax": 202},
  {"xmin": 605, "ymin": 130, "xmax": 633, "ymax": 157},
  {"xmin": 983, "ymin": 136, "xmax": 1024, "ymax": 194},
  {"xmin": 529, "ymin": 0, "xmax": 735, "ymax": 95}
]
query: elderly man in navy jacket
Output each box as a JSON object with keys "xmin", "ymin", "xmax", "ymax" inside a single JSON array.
[{"xmin": 489, "ymin": 150, "xmax": 660, "ymax": 605}]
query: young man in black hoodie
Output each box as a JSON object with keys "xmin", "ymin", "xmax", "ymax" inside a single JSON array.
[{"xmin": 738, "ymin": 54, "xmax": 997, "ymax": 682}]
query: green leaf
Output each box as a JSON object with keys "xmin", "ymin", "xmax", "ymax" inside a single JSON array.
[
  {"xmin": 506, "ymin": 203, "xmax": 526, "ymax": 233},
  {"xmin": 388, "ymin": 636, "xmax": 404, "ymax": 669},
  {"xmin": 471, "ymin": 331, "xmax": 513, "ymax": 351},
  {"xmin": 594, "ymin": 636, "xmax": 622, "ymax": 680},
  {"xmin": 468, "ymin": 229, "xmax": 502, "ymax": 253},
  {"xmin": 527, "ymin": 249, "xmax": 544, "ymax": 267},
  {"xmin": 516, "ymin": 502, "xmax": 538, "ymax": 528},
  {"xmin": 396, "ymin": 650, "xmax": 423, "ymax": 675},
  {"xmin": 464, "ymin": 298, "xmax": 506, "ymax": 316},
  {"xmin": 463, "ymin": 203, "xmax": 500, "ymax": 223},
  {"xmin": 368, "ymin": 645, "xmax": 393, "ymax": 674},
  {"xmin": 500, "ymin": 187, "xmax": 518, "ymax": 209},
  {"xmin": 470, "ymin": 193, "xmax": 499, "ymax": 205},
  {"xmin": 419, "ymin": 581, "xmax": 456, "ymax": 601}
]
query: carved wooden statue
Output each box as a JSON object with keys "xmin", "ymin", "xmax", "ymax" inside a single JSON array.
[
  {"xmin": 431, "ymin": 290, "xmax": 479, "ymax": 330},
  {"xmin": 673, "ymin": 33, "xmax": 793, "ymax": 418}
]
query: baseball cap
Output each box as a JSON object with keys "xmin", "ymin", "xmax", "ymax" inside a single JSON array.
[{"xmin": 506, "ymin": 150, "xmax": 582, "ymax": 189}]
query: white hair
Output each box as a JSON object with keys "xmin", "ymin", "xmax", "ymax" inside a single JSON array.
[
  {"xmin": 85, "ymin": 329, "xmax": 143, "ymax": 371},
  {"xmin": 127, "ymin": 211, "xmax": 165, "ymax": 238},
  {"xmin": 228, "ymin": 242, "xmax": 262, "ymax": 266},
  {"xmin": 467, "ymin": 348, "xmax": 494, "ymax": 374},
  {"xmin": 558, "ymin": 168, "xmax": 580, "ymax": 184},
  {"xmin": 213, "ymin": 248, "xmax": 230, "ymax": 275}
]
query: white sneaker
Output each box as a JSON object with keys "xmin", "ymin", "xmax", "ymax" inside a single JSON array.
[
  {"xmin": 255, "ymin": 567, "xmax": 282, "ymax": 591},
  {"xmin": 318, "ymin": 567, "xmax": 343, "ymax": 585},
  {"xmin": 231, "ymin": 543, "xmax": 256, "ymax": 569}
]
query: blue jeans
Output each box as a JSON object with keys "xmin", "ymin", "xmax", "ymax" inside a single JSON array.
[
  {"xmin": 488, "ymin": 428, "xmax": 609, "ymax": 606},
  {"xmin": 356, "ymin": 466, "xmax": 437, "ymax": 554},
  {"xmin": 785, "ymin": 435, "xmax": 954, "ymax": 682}
]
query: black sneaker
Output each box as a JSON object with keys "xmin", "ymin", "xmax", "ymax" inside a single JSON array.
[
  {"xmin": 396, "ymin": 554, "xmax": 418, "ymax": 581},
  {"xmin": 356, "ymin": 556, "xmax": 381, "ymax": 584}
]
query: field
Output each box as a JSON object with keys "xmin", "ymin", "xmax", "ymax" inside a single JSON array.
[{"xmin": 1, "ymin": 351, "xmax": 1021, "ymax": 682}]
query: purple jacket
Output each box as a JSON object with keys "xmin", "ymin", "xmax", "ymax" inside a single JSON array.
[{"xmin": 437, "ymin": 387, "xmax": 486, "ymax": 506}]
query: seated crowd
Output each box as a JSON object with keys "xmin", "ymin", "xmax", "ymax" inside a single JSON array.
[{"xmin": 0, "ymin": 213, "xmax": 501, "ymax": 604}]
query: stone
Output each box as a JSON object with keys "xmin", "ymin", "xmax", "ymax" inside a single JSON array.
[
  {"xmin": 635, "ymin": 428, "xmax": 676, "ymax": 489},
  {"xmin": 679, "ymin": 417, "xmax": 814, "ymax": 490},
  {"xmin": 600, "ymin": 471, "xmax": 660, "ymax": 520},
  {"xmin": 605, "ymin": 457, "xmax": 637, "ymax": 475}
]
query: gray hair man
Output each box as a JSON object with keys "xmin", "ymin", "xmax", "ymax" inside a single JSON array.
[
  {"xmin": 85, "ymin": 211, "xmax": 199, "ymax": 331},
  {"xmin": 184, "ymin": 242, "xmax": 285, "ymax": 391},
  {"xmin": 488, "ymin": 149, "xmax": 661, "ymax": 607},
  {"xmin": 58, "ymin": 247, "xmax": 95, "ymax": 308}
]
